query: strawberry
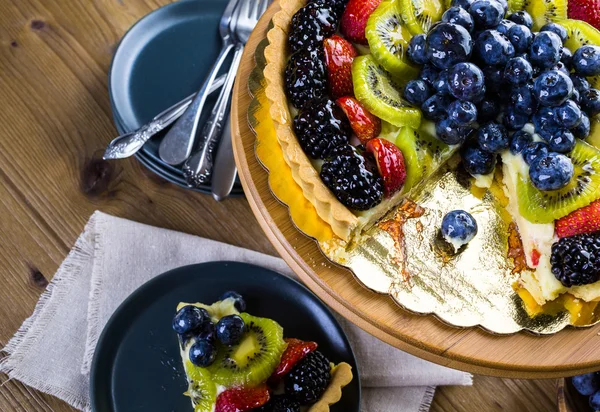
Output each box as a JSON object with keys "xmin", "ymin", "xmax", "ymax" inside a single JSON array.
[
  {"xmin": 324, "ymin": 35, "xmax": 357, "ymax": 98},
  {"xmin": 340, "ymin": 0, "xmax": 383, "ymax": 44},
  {"xmin": 568, "ymin": 0, "xmax": 600, "ymax": 30},
  {"xmin": 366, "ymin": 138, "xmax": 406, "ymax": 197},
  {"xmin": 336, "ymin": 97, "xmax": 381, "ymax": 143},
  {"xmin": 555, "ymin": 199, "xmax": 600, "ymax": 238},
  {"xmin": 215, "ymin": 385, "xmax": 270, "ymax": 412},
  {"xmin": 270, "ymin": 338, "xmax": 318, "ymax": 382}
]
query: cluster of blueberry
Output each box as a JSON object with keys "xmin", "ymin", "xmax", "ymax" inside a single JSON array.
[
  {"xmin": 402, "ymin": 0, "xmax": 600, "ymax": 192},
  {"xmin": 572, "ymin": 372, "xmax": 600, "ymax": 410},
  {"xmin": 172, "ymin": 291, "xmax": 247, "ymax": 367}
]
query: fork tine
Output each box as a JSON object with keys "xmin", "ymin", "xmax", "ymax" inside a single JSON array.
[{"xmin": 249, "ymin": 0, "xmax": 260, "ymax": 19}]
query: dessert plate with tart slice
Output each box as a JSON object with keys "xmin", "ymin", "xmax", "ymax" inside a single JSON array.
[{"xmin": 232, "ymin": 0, "xmax": 600, "ymax": 377}]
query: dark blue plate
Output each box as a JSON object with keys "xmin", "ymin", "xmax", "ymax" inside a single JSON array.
[
  {"xmin": 90, "ymin": 262, "xmax": 361, "ymax": 411},
  {"xmin": 109, "ymin": 0, "xmax": 243, "ymax": 195}
]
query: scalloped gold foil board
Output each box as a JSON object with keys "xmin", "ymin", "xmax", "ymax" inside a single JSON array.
[{"xmin": 247, "ymin": 26, "xmax": 600, "ymax": 335}]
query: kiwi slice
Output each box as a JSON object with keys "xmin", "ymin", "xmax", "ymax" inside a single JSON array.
[
  {"xmin": 393, "ymin": 121, "xmax": 458, "ymax": 192},
  {"xmin": 352, "ymin": 55, "xmax": 422, "ymax": 129},
  {"xmin": 517, "ymin": 140, "xmax": 600, "ymax": 223},
  {"xmin": 366, "ymin": 1, "xmax": 419, "ymax": 81},
  {"xmin": 588, "ymin": 115, "xmax": 600, "ymax": 149},
  {"xmin": 184, "ymin": 361, "xmax": 217, "ymax": 412},
  {"xmin": 508, "ymin": 0, "xmax": 526, "ymax": 13},
  {"xmin": 562, "ymin": 19, "xmax": 600, "ymax": 89},
  {"xmin": 398, "ymin": 0, "xmax": 444, "ymax": 35},
  {"xmin": 522, "ymin": 0, "xmax": 567, "ymax": 31},
  {"xmin": 178, "ymin": 298, "xmax": 239, "ymax": 323},
  {"xmin": 207, "ymin": 313, "xmax": 286, "ymax": 387}
]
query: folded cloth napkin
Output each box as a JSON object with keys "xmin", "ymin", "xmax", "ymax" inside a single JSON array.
[{"xmin": 0, "ymin": 211, "xmax": 471, "ymax": 412}]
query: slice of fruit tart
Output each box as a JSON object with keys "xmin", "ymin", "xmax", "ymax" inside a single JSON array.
[
  {"xmin": 264, "ymin": 0, "xmax": 600, "ymax": 312},
  {"xmin": 172, "ymin": 291, "xmax": 353, "ymax": 412}
]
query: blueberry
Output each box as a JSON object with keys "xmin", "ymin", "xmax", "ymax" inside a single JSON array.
[
  {"xmin": 419, "ymin": 64, "xmax": 439, "ymax": 86},
  {"xmin": 507, "ymin": 11, "xmax": 533, "ymax": 29},
  {"xmin": 477, "ymin": 122, "xmax": 509, "ymax": 152},
  {"xmin": 496, "ymin": 19, "xmax": 516, "ymax": 35},
  {"xmin": 572, "ymin": 88, "xmax": 581, "ymax": 104},
  {"xmin": 474, "ymin": 30, "xmax": 515, "ymax": 66},
  {"xmin": 469, "ymin": 0, "xmax": 504, "ymax": 29},
  {"xmin": 477, "ymin": 97, "xmax": 500, "ymax": 122},
  {"xmin": 510, "ymin": 130, "xmax": 534, "ymax": 154},
  {"xmin": 442, "ymin": 7, "xmax": 474, "ymax": 32},
  {"xmin": 448, "ymin": 62, "xmax": 485, "ymax": 101},
  {"xmin": 196, "ymin": 321, "xmax": 217, "ymax": 344},
  {"xmin": 189, "ymin": 340, "xmax": 217, "ymax": 367},
  {"xmin": 573, "ymin": 45, "xmax": 600, "ymax": 76},
  {"xmin": 590, "ymin": 390, "xmax": 600, "ymax": 411},
  {"xmin": 507, "ymin": 24, "xmax": 533, "ymax": 54},
  {"xmin": 435, "ymin": 118, "xmax": 473, "ymax": 145},
  {"xmin": 404, "ymin": 79, "xmax": 433, "ymax": 106},
  {"xmin": 219, "ymin": 290, "xmax": 247, "ymax": 312},
  {"xmin": 522, "ymin": 141, "xmax": 550, "ymax": 165},
  {"xmin": 451, "ymin": 0, "xmax": 475, "ymax": 9},
  {"xmin": 460, "ymin": 141, "xmax": 497, "ymax": 175},
  {"xmin": 572, "ymin": 112, "xmax": 591, "ymax": 138},
  {"xmin": 534, "ymin": 70, "xmax": 573, "ymax": 106},
  {"xmin": 216, "ymin": 314, "xmax": 246, "ymax": 346},
  {"xmin": 496, "ymin": 0, "xmax": 509, "ymax": 15},
  {"xmin": 571, "ymin": 74, "xmax": 591, "ymax": 94},
  {"xmin": 441, "ymin": 210, "xmax": 478, "ymax": 248},
  {"xmin": 173, "ymin": 305, "xmax": 207, "ymax": 335},
  {"xmin": 580, "ymin": 88, "xmax": 600, "ymax": 116},
  {"xmin": 422, "ymin": 93, "xmax": 452, "ymax": 120},
  {"xmin": 504, "ymin": 56, "xmax": 533, "ymax": 85},
  {"xmin": 503, "ymin": 106, "xmax": 530, "ymax": 130},
  {"xmin": 540, "ymin": 22, "xmax": 568, "ymax": 42},
  {"xmin": 433, "ymin": 69, "xmax": 451, "ymax": 94},
  {"xmin": 533, "ymin": 106, "xmax": 559, "ymax": 131},
  {"xmin": 407, "ymin": 34, "xmax": 428, "ymax": 65},
  {"xmin": 529, "ymin": 31, "xmax": 562, "ymax": 69},
  {"xmin": 482, "ymin": 65, "xmax": 504, "ymax": 93},
  {"xmin": 560, "ymin": 47, "xmax": 573, "ymax": 68},
  {"xmin": 546, "ymin": 129, "xmax": 576, "ymax": 153},
  {"xmin": 555, "ymin": 100, "xmax": 582, "ymax": 129},
  {"xmin": 426, "ymin": 23, "xmax": 473, "ymax": 70},
  {"xmin": 529, "ymin": 152, "xmax": 574, "ymax": 191},
  {"xmin": 448, "ymin": 100, "xmax": 478, "ymax": 125},
  {"xmin": 511, "ymin": 84, "xmax": 537, "ymax": 115},
  {"xmin": 573, "ymin": 373, "xmax": 600, "ymax": 396}
]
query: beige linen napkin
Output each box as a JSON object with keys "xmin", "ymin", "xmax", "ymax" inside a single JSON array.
[{"xmin": 1, "ymin": 211, "xmax": 471, "ymax": 411}]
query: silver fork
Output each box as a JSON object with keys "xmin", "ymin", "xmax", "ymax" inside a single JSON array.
[
  {"xmin": 182, "ymin": 0, "xmax": 269, "ymax": 188},
  {"xmin": 158, "ymin": 0, "xmax": 239, "ymax": 166}
]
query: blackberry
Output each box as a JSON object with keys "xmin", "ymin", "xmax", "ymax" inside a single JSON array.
[
  {"xmin": 288, "ymin": 3, "xmax": 338, "ymax": 54},
  {"xmin": 255, "ymin": 395, "xmax": 300, "ymax": 412},
  {"xmin": 320, "ymin": 145, "xmax": 384, "ymax": 211},
  {"xmin": 551, "ymin": 233, "xmax": 600, "ymax": 287},
  {"xmin": 284, "ymin": 350, "xmax": 332, "ymax": 405},
  {"xmin": 319, "ymin": 0, "xmax": 349, "ymax": 16},
  {"xmin": 294, "ymin": 98, "xmax": 350, "ymax": 159},
  {"xmin": 285, "ymin": 49, "xmax": 328, "ymax": 109}
]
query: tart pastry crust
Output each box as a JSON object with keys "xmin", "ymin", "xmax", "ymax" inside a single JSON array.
[{"xmin": 308, "ymin": 362, "xmax": 354, "ymax": 412}]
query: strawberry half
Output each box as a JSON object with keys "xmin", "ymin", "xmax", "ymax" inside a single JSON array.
[
  {"xmin": 366, "ymin": 138, "xmax": 406, "ymax": 197},
  {"xmin": 340, "ymin": 0, "xmax": 383, "ymax": 44},
  {"xmin": 336, "ymin": 96, "xmax": 381, "ymax": 143},
  {"xmin": 568, "ymin": 0, "xmax": 600, "ymax": 30},
  {"xmin": 556, "ymin": 199, "xmax": 600, "ymax": 238},
  {"xmin": 215, "ymin": 385, "xmax": 270, "ymax": 412},
  {"xmin": 324, "ymin": 35, "xmax": 357, "ymax": 98},
  {"xmin": 270, "ymin": 338, "xmax": 318, "ymax": 382}
]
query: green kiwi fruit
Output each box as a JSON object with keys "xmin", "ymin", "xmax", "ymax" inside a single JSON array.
[
  {"xmin": 179, "ymin": 298, "xmax": 239, "ymax": 323},
  {"xmin": 588, "ymin": 115, "xmax": 600, "ymax": 149},
  {"xmin": 398, "ymin": 0, "xmax": 444, "ymax": 35},
  {"xmin": 522, "ymin": 0, "xmax": 567, "ymax": 31},
  {"xmin": 562, "ymin": 19, "xmax": 600, "ymax": 89},
  {"xmin": 508, "ymin": 0, "xmax": 526, "ymax": 13},
  {"xmin": 393, "ymin": 121, "xmax": 457, "ymax": 193},
  {"xmin": 184, "ymin": 361, "xmax": 217, "ymax": 412},
  {"xmin": 517, "ymin": 140, "xmax": 600, "ymax": 223},
  {"xmin": 366, "ymin": 1, "xmax": 419, "ymax": 82},
  {"xmin": 207, "ymin": 313, "xmax": 286, "ymax": 387},
  {"xmin": 352, "ymin": 54, "xmax": 422, "ymax": 129}
]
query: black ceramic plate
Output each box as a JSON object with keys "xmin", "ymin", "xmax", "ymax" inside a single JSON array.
[
  {"xmin": 109, "ymin": 0, "xmax": 243, "ymax": 195},
  {"xmin": 90, "ymin": 262, "xmax": 361, "ymax": 411}
]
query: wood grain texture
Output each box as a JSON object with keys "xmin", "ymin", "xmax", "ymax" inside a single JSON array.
[{"xmin": 0, "ymin": 0, "xmax": 562, "ymax": 410}]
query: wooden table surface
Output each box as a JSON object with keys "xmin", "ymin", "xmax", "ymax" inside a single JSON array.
[{"xmin": 0, "ymin": 0, "xmax": 559, "ymax": 410}]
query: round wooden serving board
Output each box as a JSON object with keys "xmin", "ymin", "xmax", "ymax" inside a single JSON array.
[{"xmin": 231, "ymin": 3, "xmax": 600, "ymax": 379}]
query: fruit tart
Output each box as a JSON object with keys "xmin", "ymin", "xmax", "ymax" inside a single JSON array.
[
  {"xmin": 171, "ymin": 291, "xmax": 353, "ymax": 411},
  {"xmin": 264, "ymin": 0, "xmax": 600, "ymax": 315}
]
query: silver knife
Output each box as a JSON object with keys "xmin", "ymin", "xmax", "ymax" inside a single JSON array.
[
  {"xmin": 211, "ymin": 116, "xmax": 237, "ymax": 200},
  {"xmin": 103, "ymin": 74, "xmax": 226, "ymax": 160}
]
